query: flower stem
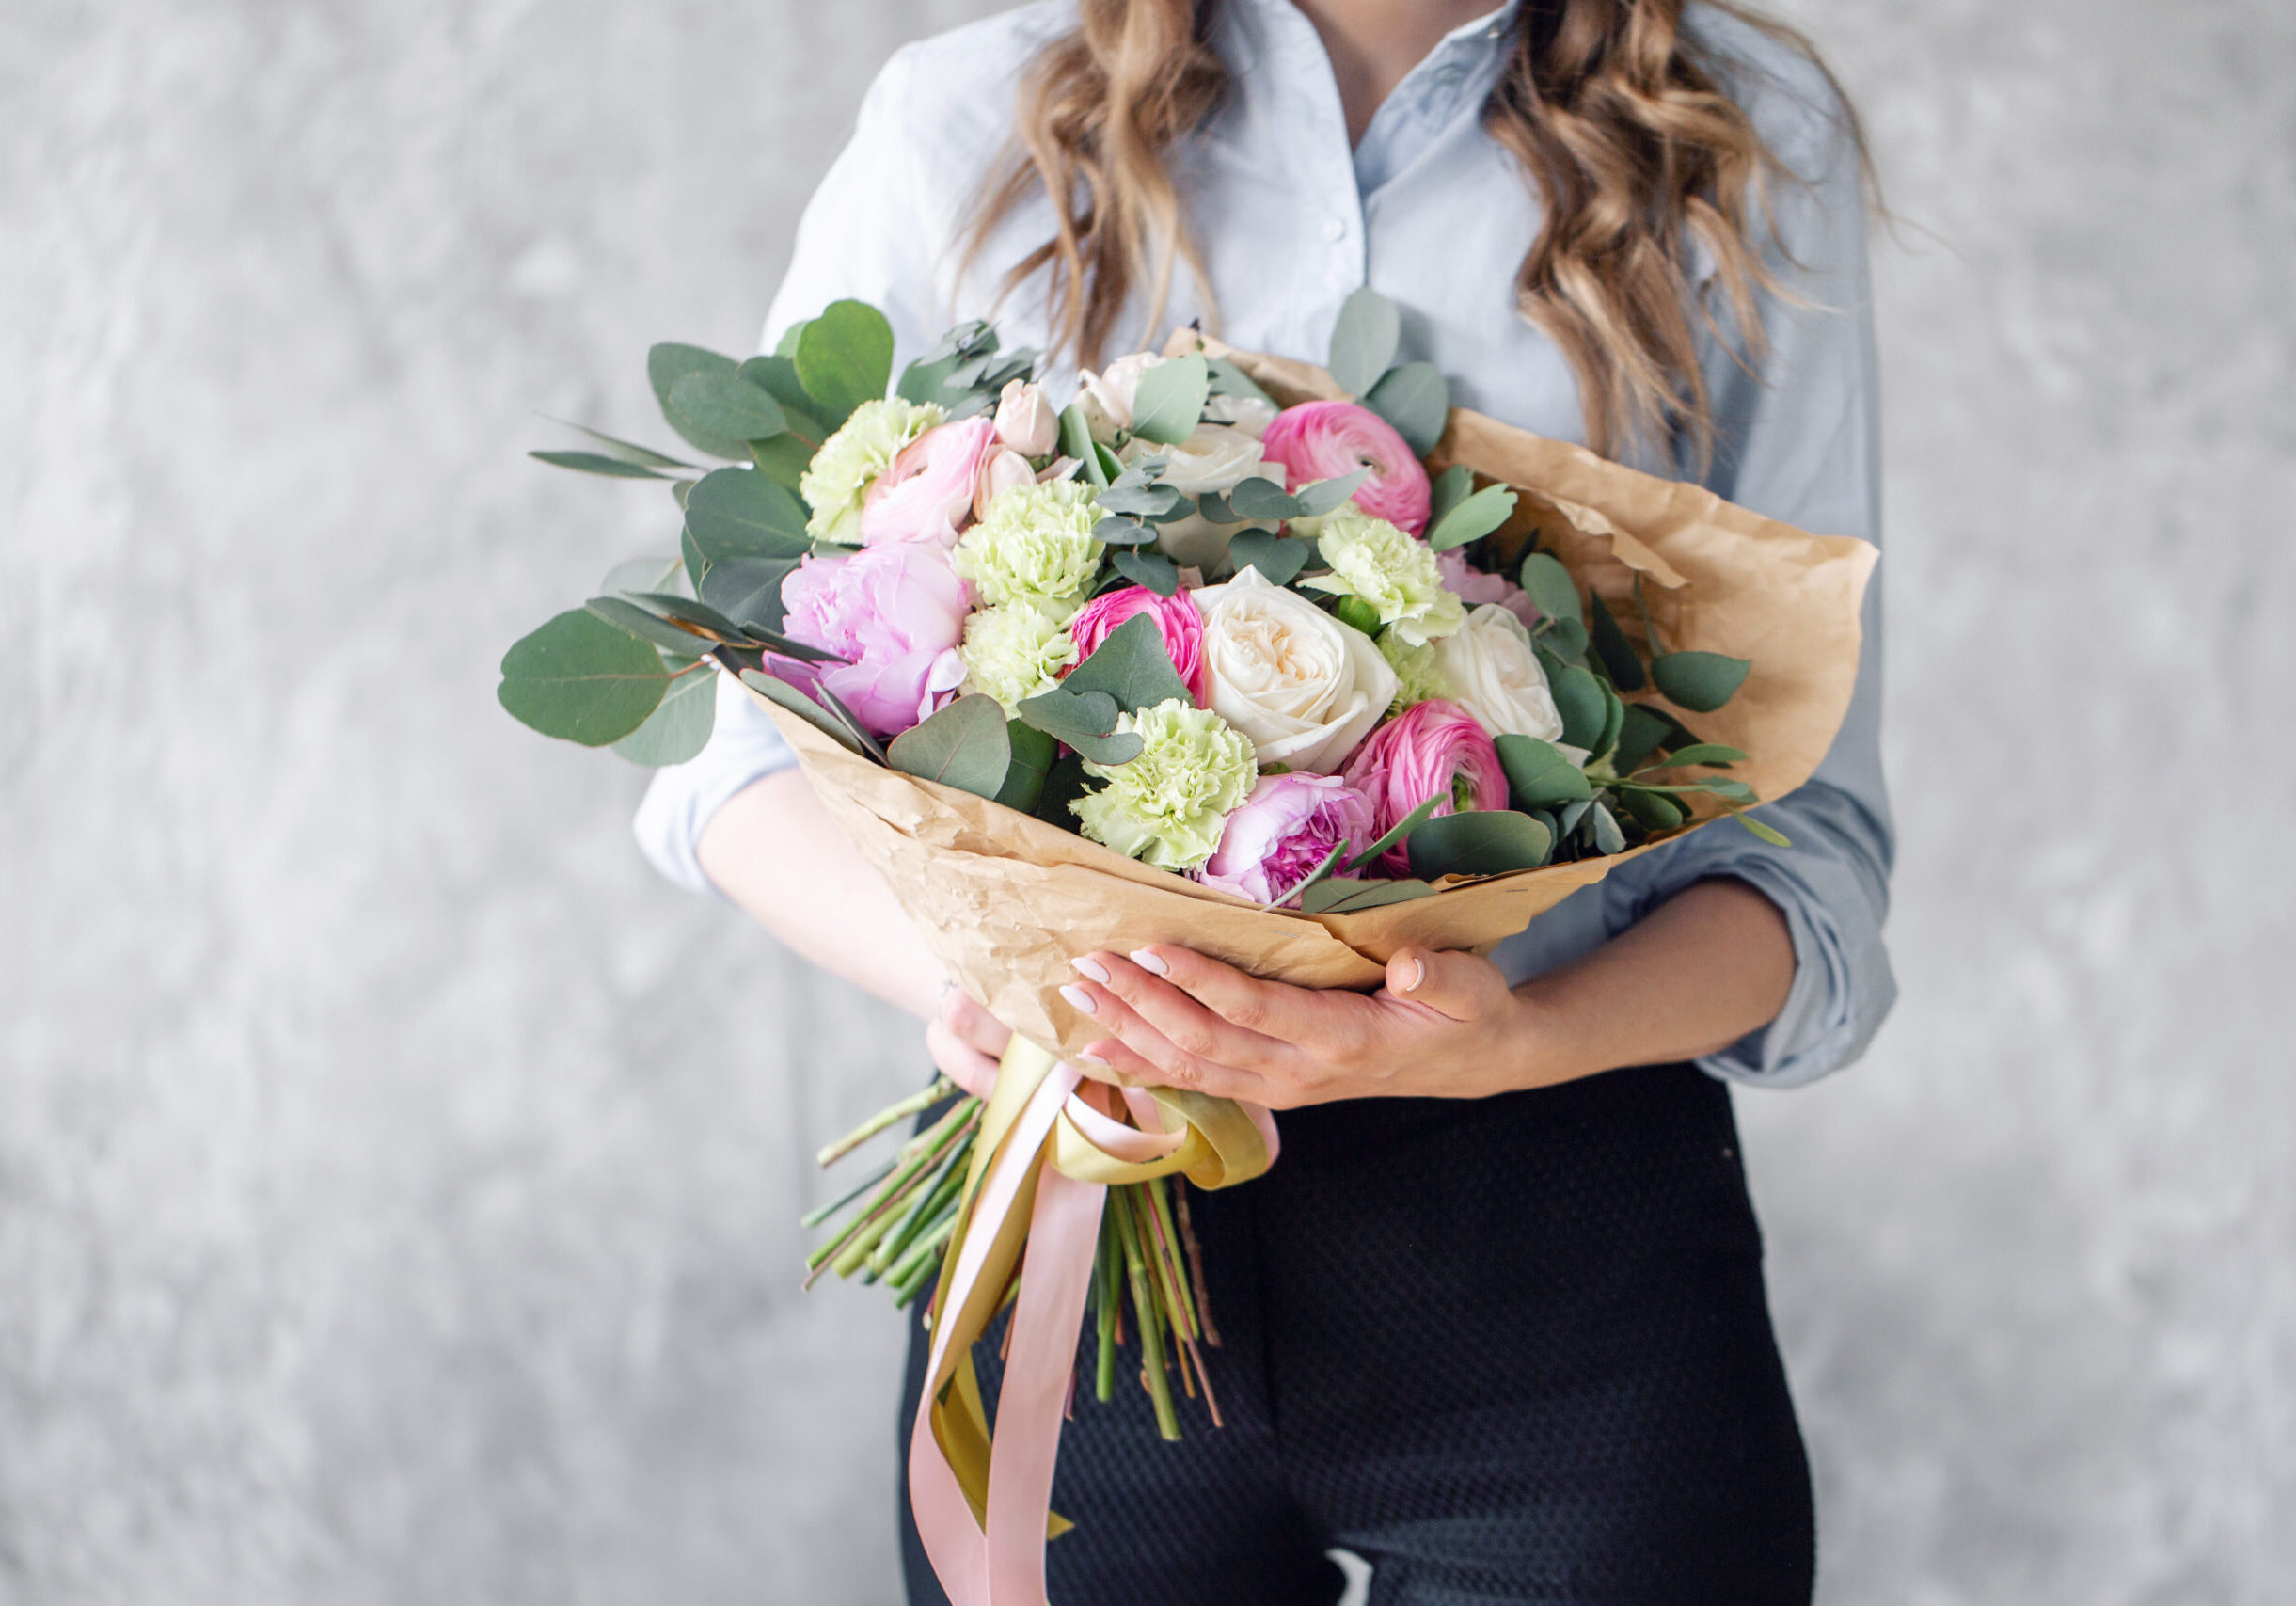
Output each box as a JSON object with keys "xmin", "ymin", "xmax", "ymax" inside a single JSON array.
[{"xmin": 815, "ymin": 1078, "xmax": 959, "ymax": 1169}]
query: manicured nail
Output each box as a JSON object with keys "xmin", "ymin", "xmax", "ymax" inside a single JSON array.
[
  {"xmin": 1403, "ymin": 957, "xmax": 1425, "ymax": 991},
  {"xmin": 1059, "ymin": 983, "xmax": 1098, "ymax": 1017},
  {"xmin": 1077, "ymin": 1048, "xmax": 1107, "ymax": 1066},
  {"xmin": 1129, "ymin": 948, "xmax": 1169, "ymax": 977},
  {"xmin": 1069, "ymin": 955, "xmax": 1111, "ymax": 985}
]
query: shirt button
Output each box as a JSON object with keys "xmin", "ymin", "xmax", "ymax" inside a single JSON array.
[{"xmin": 1323, "ymin": 216, "xmax": 1349, "ymax": 243}]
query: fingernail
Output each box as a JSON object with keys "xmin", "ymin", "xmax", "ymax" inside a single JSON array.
[
  {"xmin": 1059, "ymin": 983, "xmax": 1098, "ymax": 1017},
  {"xmin": 1129, "ymin": 948, "xmax": 1169, "ymax": 978},
  {"xmin": 1069, "ymin": 955, "xmax": 1111, "ymax": 985},
  {"xmin": 1403, "ymin": 957, "xmax": 1425, "ymax": 991},
  {"xmin": 1077, "ymin": 1048, "xmax": 1107, "ymax": 1065}
]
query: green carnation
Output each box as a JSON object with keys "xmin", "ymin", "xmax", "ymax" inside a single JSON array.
[
  {"xmin": 1377, "ymin": 627, "xmax": 1453, "ymax": 714},
  {"xmin": 951, "ymin": 479, "xmax": 1103, "ymax": 612},
  {"xmin": 800, "ymin": 397, "xmax": 942, "ymax": 545},
  {"xmin": 1071, "ymin": 699, "xmax": 1257, "ymax": 872},
  {"xmin": 1303, "ymin": 509, "xmax": 1465, "ymax": 646},
  {"xmin": 959, "ymin": 604, "xmax": 1078, "ymax": 711}
]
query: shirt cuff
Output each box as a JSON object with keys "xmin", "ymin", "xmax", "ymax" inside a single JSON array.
[{"xmin": 631, "ymin": 672, "xmax": 801, "ymax": 899}]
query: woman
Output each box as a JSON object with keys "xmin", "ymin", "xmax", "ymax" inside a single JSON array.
[{"xmin": 639, "ymin": 1, "xmax": 1893, "ymax": 1599}]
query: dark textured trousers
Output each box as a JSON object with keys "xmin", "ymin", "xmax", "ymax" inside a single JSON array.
[{"xmin": 897, "ymin": 1062, "xmax": 1814, "ymax": 1605}]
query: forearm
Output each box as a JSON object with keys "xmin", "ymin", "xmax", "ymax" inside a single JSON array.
[
  {"xmin": 695, "ymin": 769, "xmax": 948, "ymax": 1021},
  {"xmin": 1510, "ymin": 878, "xmax": 1796, "ymax": 1088}
]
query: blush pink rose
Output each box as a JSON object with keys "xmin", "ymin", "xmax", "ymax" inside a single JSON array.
[
  {"xmin": 1066, "ymin": 583, "xmax": 1210, "ymax": 706},
  {"xmin": 1437, "ymin": 549, "xmax": 1541, "ymax": 630},
  {"xmin": 973, "ymin": 446, "xmax": 1037, "ymax": 522},
  {"xmin": 1259, "ymin": 400, "xmax": 1433, "ymax": 535},
  {"xmin": 781, "ymin": 542, "xmax": 970, "ymax": 737},
  {"xmin": 1341, "ymin": 697, "xmax": 1508, "ymax": 874},
  {"xmin": 860, "ymin": 415, "xmax": 997, "ymax": 546},
  {"xmin": 1194, "ymin": 772, "xmax": 1375, "ymax": 906}
]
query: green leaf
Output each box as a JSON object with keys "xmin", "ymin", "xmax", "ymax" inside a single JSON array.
[
  {"xmin": 1062, "ymin": 612, "xmax": 1192, "ymax": 712},
  {"xmin": 747, "ymin": 432, "xmax": 815, "ymax": 492},
  {"xmin": 1015, "ymin": 687, "xmax": 1144, "ymax": 766},
  {"xmin": 1093, "ymin": 515, "xmax": 1158, "ymax": 547},
  {"xmin": 1205, "ymin": 355, "xmax": 1274, "ymax": 404},
  {"xmin": 1589, "ymin": 801, "xmax": 1627, "ymax": 855},
  {"xmin": 1636, "ymin": 742, "xmax": 1744, "ymax": 771},
  {"xmin": 1228, "ymin": 475, "xmax": 1300, "ymax": 520},
  {"xmin": 887, "ymin": 694, "xmax": 1012, "ymax": 800},
  {"xmin": 584, "ymin": 595, "xmax": 725, "ymax": 655},
  {"xmin": 1111, "ymin": 549, "xmax": 1180, "ymax": 596},
  {"xmin": 996, "ymin": 720, "xmax": 1056, "ymax": 813},
  {"xmin": 738, "ymin": 667, "xmax": 863, "ymax": 756},
  {"xmin": 1426, "ymin": 483, "xmax": 1517, "ymax": 551},
  {"xmin": 1096, "ymin": 481, "xmax": 1187, "ymax": 520},
  {"xmin": 648, "ymin": 343, "xmax": 752, "ymax": 459},
  {"xmin": 601, "ymin": 554, "xmax": 684, "ymax": 597},
  {"xmin": 1090, "ymin": 441, "xmax": 1122, "ymax": 488},
  {"xmin": 1300, "ymin": 876, "xmax": 1437, "ymax": 914},
  {"xmin": 1652, "ymin": 651, "xmax": 1751, "ymax": 712},
  {"xmin": 619, "ymin": 590, "xmax": 748, "ymax": 643},
  {"xmin": 697, "ymin": 556, "xmax": 799, "ymax": 632},
  {"xmin": 530, "ymin": 449, "xmax": 671, "ymax": 479},
  {"xmin": 1057, "ymin": 403, "xmax": 1097, "ymax": 469},
  {"xmin": 1362, "ymin": 361, "xmax": 1448, "ymax": 457},
  {"xmin": 1615, "ymin": 787, "xmax": 1686, "ymax": 832},
  {"xmin": 738, "ymin": 355, "xmax": 831, "ymax": 445},
  {"xmin": 1594, "ymin": 680, "xmax": 1625, "ymax": 764},
  {"xmin": 1550, "ymin": 661, "xmax": 1608, "ymax": 751},
  {"xmin": 1588, "ymin": 593, "xmax": 1646, "ymax": 691},
  {"xmin": 1129, "ymin": 354, "xmax": 1210, "ymax": 446},
  {"xmin": 1343, "ymin": 794, "xmax": 1443, "ymax": 873},
  {"xmin": 1406, "ymin": 809, "xmax": 1554, "ymax": 879},
  {"xmin": 1292, "ymin": 466, "xmax": 1370, "ymax": 517},
  {"xmin": 1035, "ymin": 750, "xmax": 1095, "ymax": 823},
  {"xmin": 1225, "ymin": 532, "xmax": 1311, "ymax": 588},
  {"xmin": 610, "ymin": 661, "xmax": 717, "ymax": 766},
  {"xmin": 793, "ymin": 299, "xmax": 895, "ymax": 426},
  {"xmin": 543, "ymin": 419, "xmax": 693, "ymax": 469},
  {"xmin": 1326, "ymin": 286, "xmax": 1401, "ymax": 398},
  {"xmin": 1732, "ymin": 811, "xmax": 1793, "ymax": 847},
  {"xmin": 1611, "ymin": 703, "xmax": 1695, "ymax": 772},
  {"xmin": 1495, "ymin": 734, "xmax": 1594, "ymax": 807},
  {"xmin": 1516, "ymin": 553, "xmax": 1582, "ymax": 629},
  {"xmin": 1427, "ymin": 464, "xmax": 1474, "ymax": 529},
  {"xmin": 499, "ymin": 609, "xmax": 674, "ymax": 745},
  {"xmin": 685, "ymin": 467, "xmax": 812, "ymax": 564},
  {"xmin": 667, "ymin": 370, "xmax": 787, "ymax": 442}
]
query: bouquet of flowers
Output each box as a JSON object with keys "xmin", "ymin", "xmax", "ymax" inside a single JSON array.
[{"xmin": 499, "ymin": 291, "xmax": 1876, "ymax": 1600}]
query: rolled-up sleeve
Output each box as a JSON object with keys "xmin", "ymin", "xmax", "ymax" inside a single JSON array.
[
  {"xmin": 1599, "ymin": 58, "xmax": 1895, "ymax": 1087},
  {"xmin": 631, "ymin": 46, "xmax": 946, "ymax": 898}
]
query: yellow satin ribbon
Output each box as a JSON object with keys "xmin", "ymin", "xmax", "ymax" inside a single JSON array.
[{"xmin": 920, "ymin": 1037, "xmax": 1275, "ymax": 1538}]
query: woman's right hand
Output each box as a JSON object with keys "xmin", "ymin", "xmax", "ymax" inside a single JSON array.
[{"xmin": 926, "ymin": 985, "xmax": 1011, "ymax": 1099}]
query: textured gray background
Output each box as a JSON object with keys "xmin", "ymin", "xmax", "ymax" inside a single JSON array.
[{"xmin": 4, "ymin": 1, "xmax": 2291, "ymax": 1601}]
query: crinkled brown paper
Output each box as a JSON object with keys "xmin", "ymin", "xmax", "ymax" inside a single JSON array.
[{"xmin": 750, "ymin": 338, "xmax": 1877, "ymax": 1062}]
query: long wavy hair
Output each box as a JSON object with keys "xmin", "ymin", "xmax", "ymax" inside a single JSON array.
[{"xmin": 961, "ymin": 0, "xmax": 1870, "ymax": 463}]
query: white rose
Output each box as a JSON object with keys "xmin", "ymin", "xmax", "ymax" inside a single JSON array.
[
  {"xmin": 1126, "ymin": 422, "xmax": 1284, "ymax": 568},
  {"xmin": 1432, "ymin": 604, "xmax": 1573, "ymax": 747},
  {"xmin": 992, "ymin": 378, "xmax": 1058, "ymax": 458},
  {"xmin": 1074, "ymin": 352, "xmax": 1163, "ymax": 444},
  {"xmin": 1202, "ymin": 393, "xmax": 1277, "ymax": 437},
  {"xmin": 1194, "ymin": 567, "xmax": 1400, "ymax": 773}
]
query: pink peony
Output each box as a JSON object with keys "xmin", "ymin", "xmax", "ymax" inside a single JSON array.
[
  {"xmin": 1341, "ymin": 698, "xmax": 1508, "ymax": 875},
  {"xmin": 1066, "ymin": 584, "xmax": 1210, "ymax": 706},
  {"xmin": 1437, "ymin": 549, "xmax": 1541, "ymax": 630},
  {"xmin": 781, "ymin": 542, "xmax": 970, "ymax": 737},
  {"xmin": 1259, "ymin": 400, "xmax": 1433, "ymax": 534},
  {"xmin": 1195, "ymin": 772, "xmax": 1375, "ymax": 906},
  {"xmin": 860, "ymin": 415, "xmax": 997, "ymax": 546}
]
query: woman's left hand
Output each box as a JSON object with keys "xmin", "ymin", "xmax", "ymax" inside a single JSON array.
[{"xmin": 1058, "ymin": 944, "xmax": 1577, "ymax": 1108}]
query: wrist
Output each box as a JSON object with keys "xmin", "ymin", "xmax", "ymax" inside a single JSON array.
[{"xmin": 1502, "ymin": 977, "xmax": 1603, "ymax": 1090}]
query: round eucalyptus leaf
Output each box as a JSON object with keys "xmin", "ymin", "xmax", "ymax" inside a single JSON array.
[
  {"xmin": 1405, "ymin": 809, "xmax": 1555, "ymax": 879},
  {"xmin": 610, "ymin": 664, "xmax": 717, "ymax": 766},
  {"xmin": 1652, "ymin": 651, "xmax": 1751, "ymax": 712},
  {"xmin": 1326, "ymin": 286, "xmax": 1401, "ymax": 398},
  {"xmin": 498, "ymin": 609, "xmax": 673, "ymax": 746},
  {"xmin": 886, "ymin": 694, "xmax": 1012, "ymax": 801},
  {"xmin": 1362, "ymin": 361, "xmax": 1449, "ymax": 457}
]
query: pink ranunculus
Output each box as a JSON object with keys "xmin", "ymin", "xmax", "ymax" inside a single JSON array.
[
  {"xmin": 1340, "ymin": 698, "xmax": 1508, "ymax": 875},
  {"xmin": 1437, "ymin": 549, "xmax": 1541, "ymax": 630},
  {"xmin": 859, "ymin": 415, "xmax": 997, "ymax": 546},
  {"xmin": 1259, "ymin": 400, "xmax": 1433, "ymax": 534},
  {"xmin": 1194, "ymin": 772, "xmax": 1375, "ymax": 906},
  {"xmin": 780, "ymin": 542, "xmax": 971, "ymax": 738},
  {"xmin": 1067, "ymin": 583, "xmax": 1210, "ymax": 706}
]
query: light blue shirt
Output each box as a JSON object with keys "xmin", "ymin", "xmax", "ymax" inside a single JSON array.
[{"xmin": 636, "ymin": 0, "xmax": 1893, "ymax": 1088}]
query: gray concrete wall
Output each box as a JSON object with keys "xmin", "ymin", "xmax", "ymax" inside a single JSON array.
[{"xmin": 3, "ymin": 2, "xmax": 2288, "ymax": 1601}]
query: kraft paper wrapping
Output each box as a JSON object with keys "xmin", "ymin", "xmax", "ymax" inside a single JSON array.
[{"xmin": 748, "ymin": 342, "xmax": 1876, "ymax": 1063}]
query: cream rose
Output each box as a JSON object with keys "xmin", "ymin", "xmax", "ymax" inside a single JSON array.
[
  {"xmin": 1193, "ymin": 567, "xmax": 1400, "ymax": 773},
  {"xmin": 1073, "ymin": 352, "xmax": 1163, "ymax": 444},
  {"xmin": 1432, "ymin": 603, "xmax": 1575, "ymax": 749},
  {"xmin": 1202, "ymin": 392, "xmax": 1277, "ymax": 437},
  {"xmin": 1126, "ymin": 422, "xmax": 1284, "ymax": 568}
]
